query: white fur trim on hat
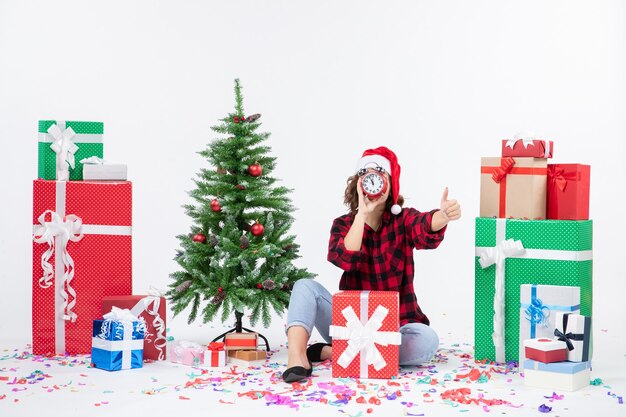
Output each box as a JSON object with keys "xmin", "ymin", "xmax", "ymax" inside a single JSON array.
[{"xmin": 355, "ymin": 155, "xmax": 392, "ymax": 175}]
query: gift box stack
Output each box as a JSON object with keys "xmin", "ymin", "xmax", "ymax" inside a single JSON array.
[
  {"xmin": 224, "ymin": 332, "xmax": 267, "ymax": 361},
  {"xmin": 522, "ymin": 306, "xmax": 592, "ymax": 391},
  {"xmin": 32, "ymin": 120, "xmax": 172, "ymax": 370},
  {"xmin": 474, "ymin": 133, "xmax": 593, "ymax": 386},
  {"xmin": 32, "ymin": 120, "xmax": 136, "ymax": 357}
]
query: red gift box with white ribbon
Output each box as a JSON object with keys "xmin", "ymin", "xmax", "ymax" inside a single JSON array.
[
  {"xmin": 501, "ymin": 136, "xmax": 554, "ymax": 158},
  {"xmin": 329, "ymin": 291, "xmax": 401, "ymax": 379},
  {"xmin": 102, "ymin": 294, "xmax": 167, "ymax": 360},
  {"xmin": 523, "ymin": 338, "xmax": 568, "ymax": 363},
  {"xmin": 32, "ymin": 180, "xmax": 132, "ymax": 355}
]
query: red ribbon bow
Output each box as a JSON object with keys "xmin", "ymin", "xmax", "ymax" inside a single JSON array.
[
  {"xmin": 208, "ymin": 341, "xmax": 225, "ymax": 351},
  {"xmin": 491, "ymin": 157, "xmax": 515, "ymax": 183},
  {"xmin": 548, "ymin": 165, "xmax": 568, "ymax": 192}
]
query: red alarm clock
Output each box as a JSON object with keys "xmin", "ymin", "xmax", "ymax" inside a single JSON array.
[{"xmin": 360, "ymin": 170, "xmax": 388, "ymax": 199}]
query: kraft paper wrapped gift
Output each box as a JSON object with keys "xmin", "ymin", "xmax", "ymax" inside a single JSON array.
[
  {"xmin": 91, "ymin": 308, "xmax": 145, "ymax": 371},
  {"xmin": 224, "ymin": 332, "xmax": 258, "ymax": 351},
  {"xmin": 523, "ymin": 359, "xmax": 591, "ymax": 391},
  {"xmin": 329, "ymin": 291, "xmax": 401, "ymax": 379},
  {"xmin": 37, "ymin": 120, "xmax": 104, "ymax": 181},
  {"xmin": 519, "ymin": 284, "xmax": 581, "ymax": 366},
  {"xmin": 102, "ymin": 294, "xmax": 167, "ymax": 360},
  {"xmin": 227, "ymin": 350, "xmax": 267, "ymax": 361},
  {"xmin": 32, "ymin": 180, "xmax": 133, "ymax": 355},
  {"xmin": 547, "ymin": 164, "xmax": 591, "ymax": 220},
  {"xmin": 501, "ymin": 137, "xmax": 553, "ymax": 158},
  {"xmin": 170, "ymin": 341, "xmax": 204, "ymax": 366},
  {"xmin": 554, "ymin": 312, "xmax": 592, "ymax": 362},
  {"xmin": 480, "ymin": 157, "xmax": 547, "ymax": 219},
  {"xmin": 474, "ymin": 217, "xmax": 592, "ymax": 363},
  {"xmin": 523, "ymin": 338, "xmax": 568, "ymax": 363},
  {"xmin": 204, "ymin": 342, "xmax": 227, "ymax": 367}
]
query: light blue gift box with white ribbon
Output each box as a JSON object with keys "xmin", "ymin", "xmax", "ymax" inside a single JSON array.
[
  {"xmin": 91, "ymin": 308, "xmax": 145, "ymax": 371},
  {"xmin": 519, "ymin": 284, "xmax": 580, "ymax": 368}
]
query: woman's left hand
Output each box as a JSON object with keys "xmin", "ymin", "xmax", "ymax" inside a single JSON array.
[{"xmin": 439, "ymin": 187, "xmax": 461, "ymax": 222}]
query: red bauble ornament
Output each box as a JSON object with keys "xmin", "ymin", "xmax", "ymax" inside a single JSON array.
[
  {"xmin": 192, "ymin": 233, "xmax": 206, "ymax": 243},
  {"xmin": 218, "ymin": 287, "xmax": 223, "ymax": 292},
  {"xmin": 250, "ymin": 222, "xmax": 265, "ymax": 236},
  {"xmin": 210, "ymin": 199, "xmax": 221, "ymax": 212},
  {"xmin": 248, "ymin": 163, "xmax": 263, "ymax": 177},
  {"xmin": 233, "ymin": 116, "xmax": 240, "ymax": 123},
  {"xmin": 235, "ymin": 184, "xmax": 245, "ymax": 190},
  {"xmin": 256, "ymin": 283, "xmax": 263, "ymax": 289}
]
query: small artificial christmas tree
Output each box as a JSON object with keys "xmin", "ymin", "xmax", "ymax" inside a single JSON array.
[{"xmin": 168, "ymin": 79, "xmax": 315, "ymax": 331}]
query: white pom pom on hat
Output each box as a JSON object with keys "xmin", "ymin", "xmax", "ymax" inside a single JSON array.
[{"xmin": 356, "ymin": 146, "xmax": 402, "ymax": 214}]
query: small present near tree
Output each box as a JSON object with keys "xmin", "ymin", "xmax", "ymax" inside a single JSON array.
[{"xmin": 168, "ymin": 79, "xmax": 315, "ymax": 331}]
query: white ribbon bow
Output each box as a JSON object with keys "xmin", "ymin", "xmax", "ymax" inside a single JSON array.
[
  {"xmin": 478, "ymin": 238, "xmax": 525, "ymax": 363},
  {"xmin": 329, "ymin": 305, "xmax": 402, "ymax": 373},
  {"xmin": 80, "ymin": 156, "xmax": 105, "ymax": 165},
  {"xmin": 33, "ymin": 210, "xmax": 83, "ymax": 322},
  {"xmin": 505, "ymin": 132, "xmax": 538, "ymax": 150},
  {"xmin": 48, "ymin": 124, "xmax": 78, "ymax": 179},
  {"xmin": 98, "ymin": 307, "xmax": 142, "ymax": 369},
  {"xmin": 104, "ymin": 306, "xmax": 138, "ymax": 322},
  {"xmin": 130, "ymin": 287, "xmax": 168, "ymax": 360}
]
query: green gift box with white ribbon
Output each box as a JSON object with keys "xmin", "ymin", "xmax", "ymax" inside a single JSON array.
[
  {"xmin": 38, "ymin": 120, "xmax": 104, "ymax": 180},
  {"xmin": 474, "ymin": 217, "xmax": 592, "ymax": 363}
]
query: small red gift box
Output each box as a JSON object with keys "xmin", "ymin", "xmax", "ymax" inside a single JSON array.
[
  {"xmin": 547, "ymin": 164, "xmax": 591, "ymax": 220},
  {"xmin": 32, "ymin": 180, "xmax": 132, "ymax": 355},
  {"xmin": 329, "ymin": 291, "xmax": 401, "ymax": 379},
  {"xmin": 502, "ymin": 137, "xmax": 553, "ymax": 158},
  {"xmin": 204, "ymin": 342, "xmax": 227, "ymax": 367},
  {"xmin": 102, "ymin": 295, "xmax": 167, "ymax": 360},
  {"xmin": 224, "ymin": 332, "xmax": 258, "ymax": 350},
  {"xmin": 524, "ymin": 338, "xmax": 568, "ymax": 363}
]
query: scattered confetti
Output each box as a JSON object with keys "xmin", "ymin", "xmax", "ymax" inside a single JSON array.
[{"xmin": 538, "ymin": 403, "xmax": 552, "ymax": 412}]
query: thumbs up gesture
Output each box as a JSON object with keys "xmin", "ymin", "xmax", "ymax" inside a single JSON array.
[{"xmin": 439, "ymin": 187, "xmax": 461, "ymax": 222}]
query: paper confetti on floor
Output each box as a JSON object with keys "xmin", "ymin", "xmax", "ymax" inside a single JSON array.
[{"xmin": 1, "ymin": 341, "xmax": 623, "ymax": 415}]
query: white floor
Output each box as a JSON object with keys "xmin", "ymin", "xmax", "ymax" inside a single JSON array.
[{"xmin": 1, "ymin": 322, "xmax": 623, "ymax": 417}]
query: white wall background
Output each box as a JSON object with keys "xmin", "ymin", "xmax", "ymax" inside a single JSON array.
[{"xmin": 0, "ymin": 1, "xmax": 624, "ymax": 347}]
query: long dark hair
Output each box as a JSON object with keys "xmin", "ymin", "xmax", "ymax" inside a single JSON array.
[{"xmin": 343, "ymin": 174, "xmax": 404, "ymax": 216}]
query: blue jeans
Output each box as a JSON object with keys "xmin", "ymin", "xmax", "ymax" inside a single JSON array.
[{"xmin": 286, "ymin": 279, "xmax": 439, "ymax": 366}]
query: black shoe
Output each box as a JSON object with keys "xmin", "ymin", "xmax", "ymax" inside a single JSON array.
[
  {"xmin": 282, "ymin": 362, "xmax": 313, "ymax": 383},
  {"xmin": 306, "ymin": 343, "xmax": 332, "ymax": 363}
]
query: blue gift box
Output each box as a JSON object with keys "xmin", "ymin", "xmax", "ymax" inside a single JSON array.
[
  {"xmin": 524, "ymin": 359, "xmax": 591, "ymax": 374},
  {"xmin": 91, "ymin": 319, "xmax": 145, "ymax": 371}
]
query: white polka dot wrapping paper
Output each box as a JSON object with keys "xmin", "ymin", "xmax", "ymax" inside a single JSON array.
[
  {"xmin": 32, "ymin": 179, "xmax": 133, "ymax": 356},
  {"xmin": 329, "ymin": 291, "xmax": 401, "ymax": 379}
]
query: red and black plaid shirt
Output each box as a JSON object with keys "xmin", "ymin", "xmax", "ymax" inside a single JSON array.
[{"xmin": 327, "ymin": 208, "xmax": 446, "ymax": 326}]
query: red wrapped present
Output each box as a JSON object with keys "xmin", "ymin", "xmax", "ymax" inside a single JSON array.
[
  {"xmin": 329, "ymin": 291, "xmax": 401, "ymax": 379},
  {"xmin": 502, "ymin": 135, "xmax": 553, "ymax": 158},
  {"xmin": 547, "ymin": 164, "xmax": 591, "ymax": 220},
  {"xmin": 102, "ymin": 294, "xmax": 167, "ymax": 360},
  {"xmin": 224, "ymin": 332, "xmax": 258, "ymax": 350},
  {"xmin": 32, "ymin": 180, "xmax": 132, "ymax": 355},
  {"xmin": 204, "ymin": 342, "xmax": 227, "ymax": 367},
  {"xmin": 480, "ymin": 157, "xmax": 547, "ymax": 219},
  {"xmin": 524, "ymin": 338, "xmax": 568, "ymax": 363}
]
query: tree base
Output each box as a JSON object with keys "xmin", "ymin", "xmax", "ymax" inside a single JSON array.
[{"xmin": 211, "ymin": 311, "xmax": 270, "ymax": 351}]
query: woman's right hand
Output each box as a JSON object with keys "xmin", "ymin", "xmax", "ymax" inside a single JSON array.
[{"xmin": 356, "ymin": 176, "xmax": 388, "ymax": 217}]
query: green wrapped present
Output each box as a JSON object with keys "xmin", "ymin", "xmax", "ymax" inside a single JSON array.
[
  {"xmin": 474, "ymin": 217, "xmax": 592, "ymax": 363},
  {"xmin": 38, "ymin": 120, "xmax": 104, "ymax": 180}
]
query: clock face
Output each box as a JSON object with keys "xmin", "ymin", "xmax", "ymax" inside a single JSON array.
[{"xmin": 360, "ymin": 171, "xmax": 388, "ymax": 199}]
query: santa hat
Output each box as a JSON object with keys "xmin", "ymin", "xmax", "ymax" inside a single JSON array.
[{"xmin": 356, "ymin": 146, "xmax": 402, "ymax": 215}]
